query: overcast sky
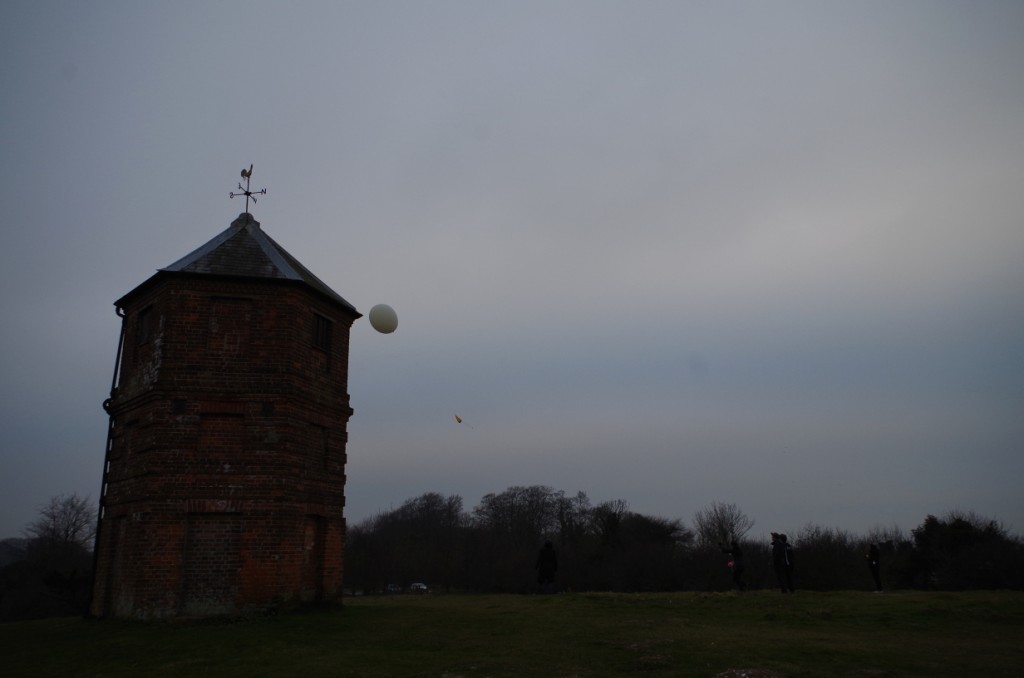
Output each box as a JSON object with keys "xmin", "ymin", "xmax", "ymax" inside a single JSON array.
[{"xmin": 2, "ymin": 1, "xmax": 1022, "ymax": 541}]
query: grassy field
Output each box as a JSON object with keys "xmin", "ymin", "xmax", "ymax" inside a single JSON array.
[{"xmin": 2, "ymin": 590, "xmax": 1022, "ymax": 677}]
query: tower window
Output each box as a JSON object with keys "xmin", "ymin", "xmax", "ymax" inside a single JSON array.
[
  {"xmin": 313, "ymin": 313, "xmax": 332, "ymax": 352},
  {"xmin": 137, "ymin": 306, "xmax": 154, "ymax": 345}
]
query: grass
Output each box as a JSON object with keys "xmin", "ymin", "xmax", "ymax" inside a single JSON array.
[{"xmin": 2, "ymin": 590, "xmax": 1023, "ymax": 677}]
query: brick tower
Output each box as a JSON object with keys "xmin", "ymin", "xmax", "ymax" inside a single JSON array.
[{"xmin": 90, "ymin": 211, "xmax": 360, "ymax": 619}]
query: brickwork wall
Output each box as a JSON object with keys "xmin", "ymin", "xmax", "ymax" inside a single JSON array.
[{"xmin": 91, "ymin": 274, "xmax": 356, "ymax": 619}]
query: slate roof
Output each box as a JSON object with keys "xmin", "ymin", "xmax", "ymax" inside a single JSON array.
[{"xmin": 121, "ymin": 213, "xmax": 359, "ymax": 315}]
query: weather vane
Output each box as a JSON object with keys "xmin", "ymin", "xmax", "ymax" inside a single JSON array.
[{"xmin": 229, "ymin": 164, "xmax": 267, "ymax": 213}]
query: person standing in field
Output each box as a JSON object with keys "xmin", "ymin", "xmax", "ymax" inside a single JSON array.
[
  {"xmin": 866, "ymin": 543, "xmax": 883, "ymax": 592},
  {"xmin": 535, "ymin": 541, "xmax": 558, "ymax": 594},
  {"xmin": 781, "ymin": 534, "xmax": 795, "ymax": 592},
  {"xmin": 720, "ymin": 540, "xmax": 746, "ymax": 591},
  {"xmin": 772, "ymin": 532, "xmax": 795, "ymax": 593}
]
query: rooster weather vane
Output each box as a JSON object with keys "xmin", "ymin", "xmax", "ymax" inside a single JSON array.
[{"xmin": 229, "ymin": 164, "xmax": 267, "ymax": 213}]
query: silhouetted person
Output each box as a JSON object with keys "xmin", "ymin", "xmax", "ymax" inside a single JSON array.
[
  {"xmin": 783, "ymin": 535, "xmax": 795, "ymax": 591},
  {"xmin": 866, "ymin": 543, "xmax": 883, "ymax": 592},
  {"xmin": 535, "ymin": 541, "xmax": 558, "ymax": 594},
  {"xmin": 720, "ymin": 540, "xmax": 746, "ymax": 591},
  {"xmin": 771, "ymin": 532, "xmax": 795, "ymax": 593}
]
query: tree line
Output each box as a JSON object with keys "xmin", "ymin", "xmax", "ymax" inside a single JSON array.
[
  {"xmin": 4, "ymin": 488, "xmax": 1021, "ymax": 621},
  {"xmin": 343, "ymin": 486, "xmax": 1024, "ymax": 595}
]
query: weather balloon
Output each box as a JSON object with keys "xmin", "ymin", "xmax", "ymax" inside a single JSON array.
[{"xmin": 368, "ymin": 304, "xmax": 398, "ymax": 334}]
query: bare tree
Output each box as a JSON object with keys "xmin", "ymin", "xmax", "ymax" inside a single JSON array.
[
  {"xmin": 24, "ymin": 493, "xmax": 97, "ymax": 566},
  {"xmin": 692, "ymin": 501, "xmax": 754, "ymax": 546},
  {"xmin": 590, "ymin": 499, "xmax": 630, "ymax": 546},
  {"xmin": 473, "ymin": 485, "xmax": 560, "ymax": 545},
  {"xmin": 554, "ymin": 490, "xmax": 591, "ymax": 544}
]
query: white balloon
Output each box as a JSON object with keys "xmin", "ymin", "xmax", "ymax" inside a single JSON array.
[{"xmin": 368, "ymin": 304, "xmax": 398, "ymax": 334}]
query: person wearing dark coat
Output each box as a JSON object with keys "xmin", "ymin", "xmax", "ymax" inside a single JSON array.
[
  {"xmin": 720, "ymin": 540, "xmax": 746, "ymax": 591},
  {"xmin": 535, "ymin": 541, "xmax": 558, "ymax": 593},
  {"xmin": 866, "ymin": 543, "xmax": 883, "ymax": 592},
  {"xmin": 771, "ymin": 532, "xmax": 795, "ymax": 593}
]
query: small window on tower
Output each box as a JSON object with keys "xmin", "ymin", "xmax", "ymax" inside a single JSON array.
[
  {"xmin": 137, "ymin": 306, "xmax": 154, "ymax": 345},
  {"xmin": 313, "ymin": 313, "xmax": 332, "ymax": 352}
]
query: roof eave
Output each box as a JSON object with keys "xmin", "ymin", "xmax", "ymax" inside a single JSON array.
[{"xmin": 115, "ymin": 269, "xmax": 362, "ymax": 319}]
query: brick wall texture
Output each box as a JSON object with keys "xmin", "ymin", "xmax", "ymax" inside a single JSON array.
[{"xmin": 90, "ymin": 271, "xmax": 357, "ymax": 619}]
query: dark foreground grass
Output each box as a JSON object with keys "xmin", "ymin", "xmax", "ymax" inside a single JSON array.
[{"xmin": 2, "ymin": 591, "xmax": 1023, "ymax": 677}]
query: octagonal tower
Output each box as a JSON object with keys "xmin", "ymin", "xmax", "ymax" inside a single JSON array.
[{"xmin": 90, "ymin": 212, "xmax": 360, "ymax": 618}]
